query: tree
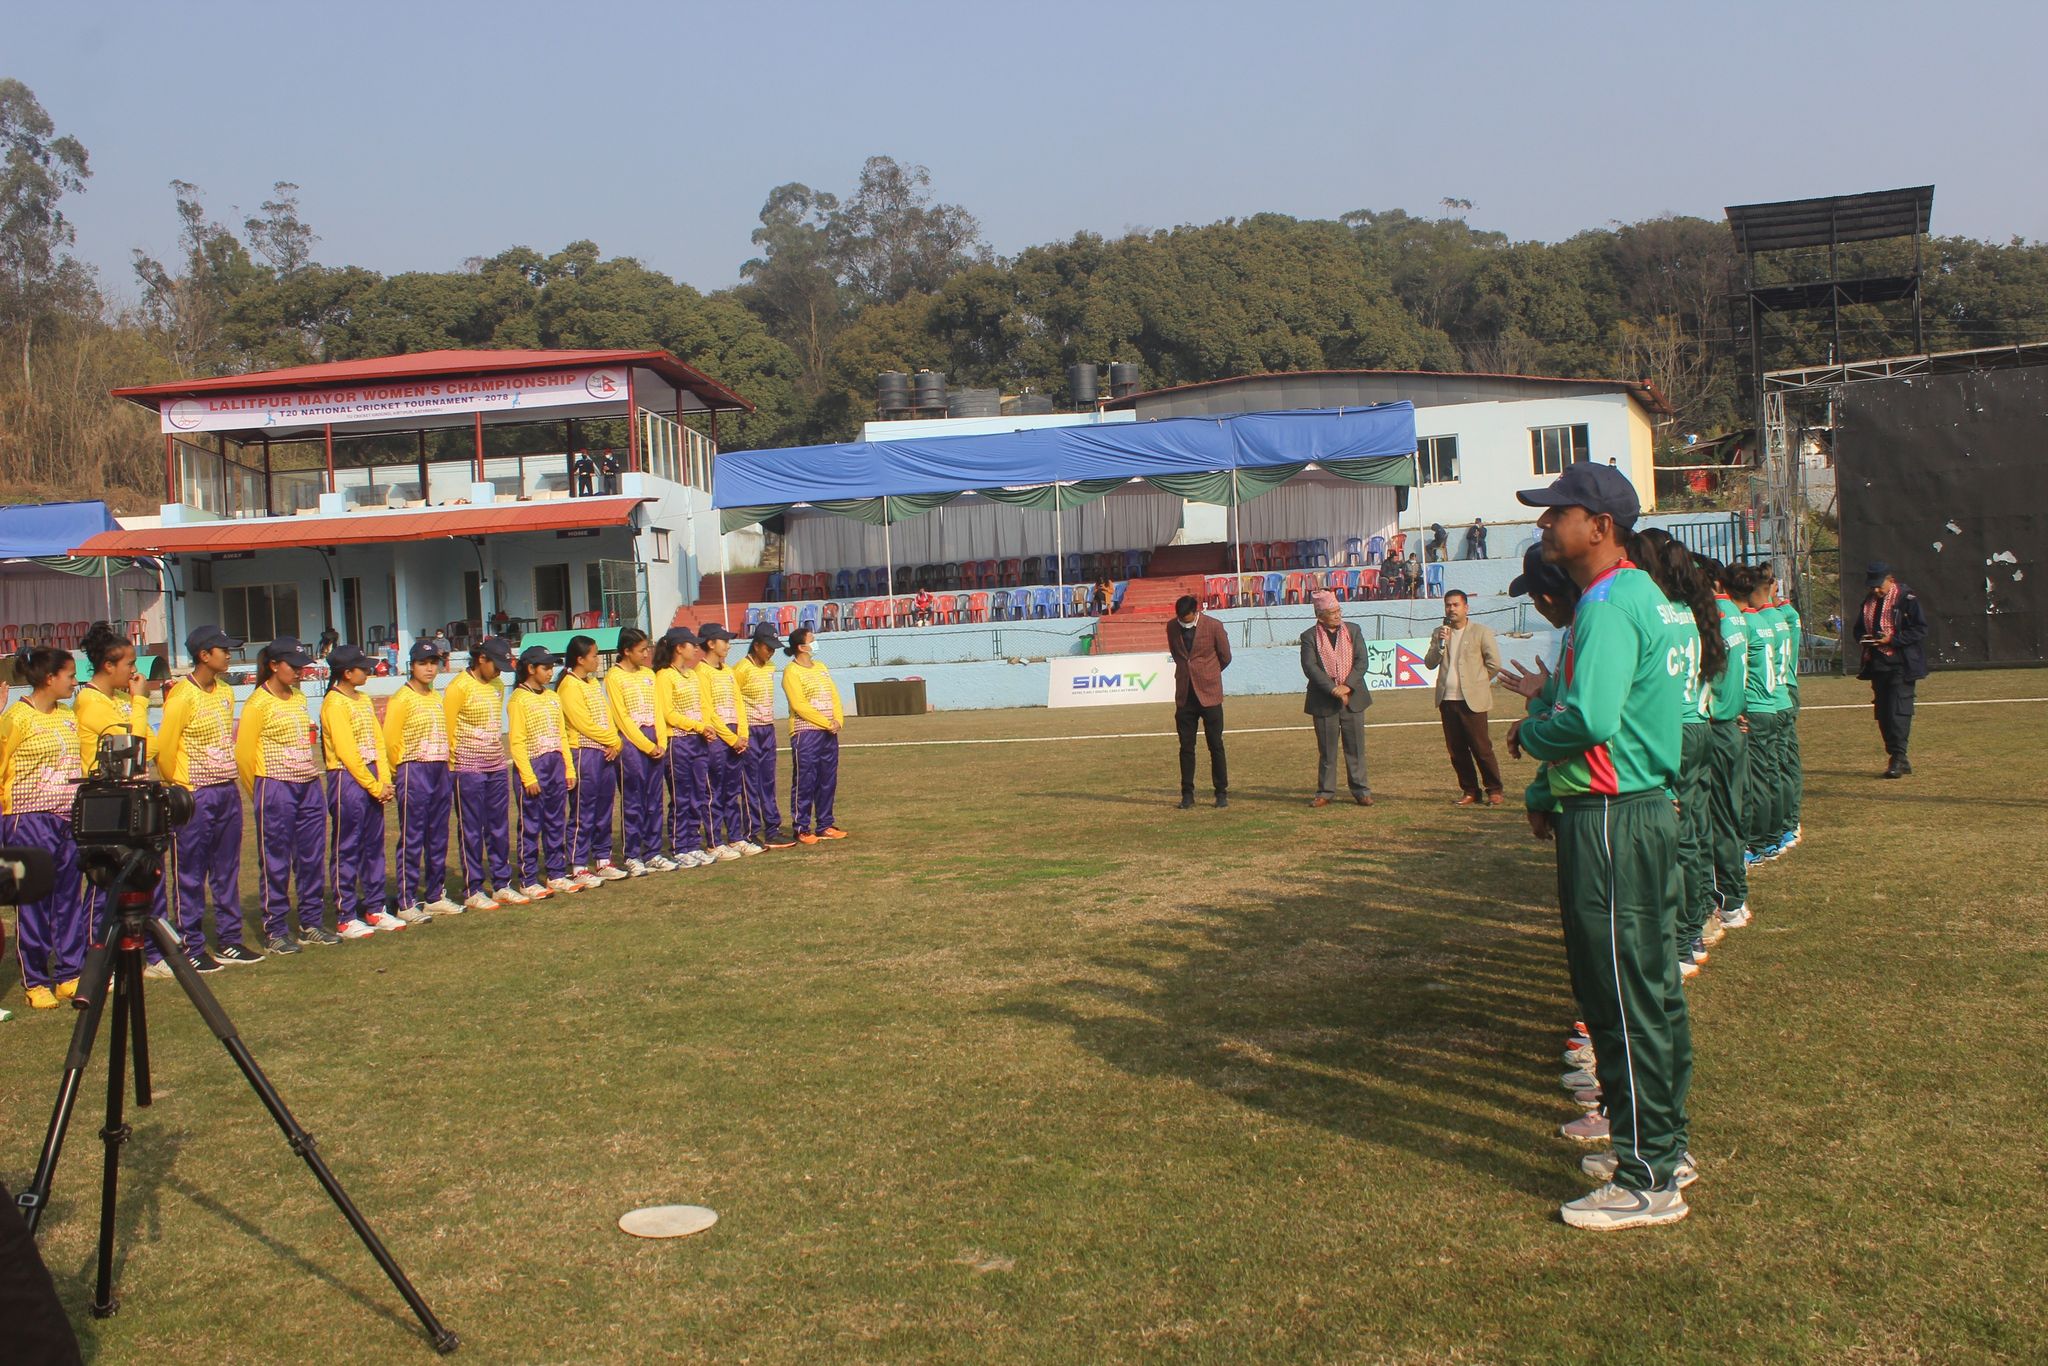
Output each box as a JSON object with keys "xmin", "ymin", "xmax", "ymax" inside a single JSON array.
[
  {"xmin": 738, "ymin": 182, "xmax": 843, "ymax": 396},
  {"xmin": 244, "ymin": 181, "xmax": 317, "ymax": 275},
  {"xmin": 132, "ymin": 180, "xmax": 268, "ymax": 374},
  {"xmin": 0, "ymin": 78, "xmax": 94, "ymax": 385},
  {"xmin": 827, "ymin": 156, "xmax": 988, "ymax": 306}
]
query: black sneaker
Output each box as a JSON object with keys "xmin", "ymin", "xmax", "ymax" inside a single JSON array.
[
  {"xmin": 298, "ymin": 925, "xmax": 341, "ymax": 946},
  {"xmin": 264, "ymin": 934, "xmax": 301, "ymax": 956},
  {"xmin": 187, "ymin": 951, "xmax": 224, "ymax": 974},
  {"xmin": 212, "ymin": 943, "xmax": 264, "ymax": 966},
  {"xmin": 1215, "ymin": 794, "xmax": 1230, "ymax": 808},
  {"xmin": 1177, "ymin": 794, "xmax": 1195, "ymax": 810}
]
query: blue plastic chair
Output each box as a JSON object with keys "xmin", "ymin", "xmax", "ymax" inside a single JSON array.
[
  {"xmin": 852, "ymin": 568, "xmax": 870, "ymax": 596},
  {"xmin": 1425, "ymin": 563, "xmax": 1446, "ymax": 598},
  {"xmin": 799, "ymin": 604, "xmax": 820, "ymax": 631},
  {"xmin": 743, "ymin": 607, "xmax": 767, "ymax": 631},
  {"xmin": 763, "ymin": 572, "xmax": 783, "ymax": 602},
  {"xmin": 1064, "ymin": 553, "xmax": 1085, "ymax": 581},
  {"xmin": 1367, "ymin": 535, "xmax": 1386, "ymax": 563},
  {"xmin": 1112, "ymin": 580, "xmax": 1129, "ymax": 610},
  {"xmin": 1339, "ymin": 567, "xmax": 1362, "ymax": 599},
  {"xmin": 833, "ymin": 570, "xmax": 852, "ymax": 598},
  {"xmin": 1263, "ymin": 572, "xmax": 1284, "ymax": 605},
  {"xmin": 1344, "ymin": 536, "xmax": 1364, "ymax": 566},
  {"xmin": 991, "ymin": 589, "xmax": 1010, "ymax": 621},
  {"xmin": 1308, "ymin": 538, "xmax": 1331, "ymax": 568}
]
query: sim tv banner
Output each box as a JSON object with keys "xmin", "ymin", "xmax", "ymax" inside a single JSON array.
[{"xmin": 1048, "ymin": 653, "xmax": 1175, "ymax": 708}]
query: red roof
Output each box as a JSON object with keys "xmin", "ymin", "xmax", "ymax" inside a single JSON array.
[
  {"xmin": 1103, "ymin": 369, "xmax": 1675, "ymax": 416},
  {"xmin": 72, "ymin": 497, "xmax": 645, "ymax": 557},
  {"xmin": 111, "ymin": 348, "xmax": 752, "ymax": 413}
]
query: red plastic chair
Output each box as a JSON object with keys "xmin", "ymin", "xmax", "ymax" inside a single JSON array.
[
  {"xmin": 1284, "ymin": 572, "xmax": 1308, "ymax": 604},
  {"xmin": 978, "ymin": 559, "xmax": 998, "ymax": 589},
  {"xmin": 999, "ymin": 558, "xmax": 1022, "ymax": 588},
  {"xmin": 968, "ymin": 591, "xmax": 989, "ymax": 623},
  {"xmin": 777, "ymin": 605, "xmax": 799, "ymax": 634},
  {"xmin": 1388, "ymin": 533, "xmax": 1407, "ymax": 559},
  {"xmin": 1358, "ymin": 567, "xmax": 1382, "ymax": 598},
  {"xmin": 1204, "ymin": 576, "xmax": 1232, "ymax": 608},
  {"xmin": 537, "ymin": 611, "xmax": 561, "ymax": 632}
]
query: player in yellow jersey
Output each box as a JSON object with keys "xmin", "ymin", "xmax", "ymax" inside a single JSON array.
[
  {"xmin": 238, "ymin": 636, "xmax": 335, "ymax": 952},
  {"xmin": 2, "ymin": 646, "xmax": 85, "ymax": 1008},
  {"xmin": 734, "ymin": 624, "xmax": 795, "ymax": 849},
  {"xmin": 781, "ymin": 627, "xmax": 849, "ymax": 843},
  {"xmin": 383, "ymin": 641, "xmax": 462, "ymax": 919},
  {"xmin": 157, "ymin": 625, "xmax": 263, "ymax": 962},
  {"xmin": 508, "ymin": 644, "xmax": 579, "ymax": 899},
  {"xmin": 322, "ymin": 646, "xmax": 406, "ymax": 939}
]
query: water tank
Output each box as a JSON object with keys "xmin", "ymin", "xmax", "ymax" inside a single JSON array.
[
  {"xmin": 1109, "ymin": 362, "xmax": 1141, "ymax": 399},
  {"xmin": 1068, "ymin": 362, "xmax": 1099, "ymax": 407},
  {"xmin": 949, "ymin": 387, "xmax": 1001, "ymax": 418},
  {"xmin": 912, "ymin": 369, "xmax": 948, "ymax": 411},
  {"xmin": 1013, "ymin": 392, "xmax": 1054, "ymax": 416},
  {"xmin": 876, "ymin": 371, "xmax": 911, "ymax": 415}
]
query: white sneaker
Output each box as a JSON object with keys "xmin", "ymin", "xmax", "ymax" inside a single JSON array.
[
  {"xmin": 574, "ymin": 870, "xmax": 604, "ymax": 890},
  {"xmin": 737, "ymin": 840, "xmax": 765, "ymax": 856},
  {"xmin": 394, "ymin": 903, "xmax": 434, "ymax": 925},
  {"xmin": 336, "ymin": 918, "xmax": 376, "ymax": 940},
  {"xmin": 594, "ymin": 862, "xmax": 630, "ymax": 882},
  {"xmin": 520, "ymin": 882, "xmax": 551, "ymax": 902},
  {"xmin": 1679, "ymin": 959, "xmax": 1699, "ymax": 980},
  {"xmin": 1720, "ymin": 904, "xmax": 1751, "ymax": 929},
  {"xmin": 1560, "ymin": 1181, "xmax": 1689, "ymax": 1230},
  {"xmin": 1582, "ymin": 1148, "xmax": 1698, "ymax": 1188},
  {"xmin": 364, "ymin": 910, "xmax": 409, "ymax": 932},
  {"xmin": 547, "ymin": 876, "xmax": 580, "ymax": 896},
  {"xmin": 623, "ymin": 858, "xmax": 650, "ymax": 878},
  {"xmin": 425, "ymin": 896, "xmax": 464, "ymax": 916},
  {"xmin": 685, "ymin": 849, "xmax": 713, "ymax": 868},
  {"xmin": 463, "ymin": 892, "xmax": 498, "ymax": 913},
  {"xmin": 642, "ymin": 854, "xmax": 672, "ymax": 872},
  {"xmin": 712, "ymin": 844, "xmax": 742, "ymax": 862},
  {"xmin": 495, "ymin": 885, "xmax": 532, "ymax": 905},
  {"xmin": 142, "ymin": 959, "xmax": 175, "ymax": 980}
]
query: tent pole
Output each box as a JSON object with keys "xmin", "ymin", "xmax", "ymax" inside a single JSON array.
[
  {"xmin": 883, "ymin": 496, "xmax": 894, "ymax": 616},
  {"xmin": 1232, "ymin": 468, "xmax": 1243, "ymax": 582},
  {"xmin": 102, "ymin": 554, "xmax": 114, "ymax": 620},
  {"xmin": 1055, "ymin": 487, "xmax": 1066, "ymax": 617},
  {"xmin": 719, "ymin": 527, "xmax": 730, "ymax": 628}
]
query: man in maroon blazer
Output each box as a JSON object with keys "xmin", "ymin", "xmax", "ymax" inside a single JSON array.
[{"xmin": 1166, "ymin": 594, "xmax": 1232, "ymax": 808}]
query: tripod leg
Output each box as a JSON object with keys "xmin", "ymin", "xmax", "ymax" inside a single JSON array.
[
  {"xmin": 93, "ymin": 962, "xmax": 133, "ymax": 1319},
  {"xmin": 124, "ymin": 946, "xmax": 153, "ymax": 1108},
  {"xmin": 16, "ymin": 932, "xmax": 121, "ymax": 1236},
  {"xmin": 142, "ymin": 914, "xmax": 460, "ymax": 1353}
]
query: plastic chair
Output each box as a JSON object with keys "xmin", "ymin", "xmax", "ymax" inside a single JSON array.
[
  {"xmin": 1263, "ymin": 572, "xmax": 1285, "ymax": 605},
  {"xmin": 1308, "ymin": 538, "xmax": 1331, "ymax": 568},
  {"xmin": 951, "ymin": 593, "xmax": 970, "ymax": 623},
  {"xmin": 1112, "ymin": 581, "xmax": 1129, "ymax": 611},
  {"xmin": 1425, "ymin": 563, "xmax": 1446, "ymax": 598},
  {"xmin": 799, "ymin": 605, "xmax": 820, "ymax": 632},
  {"xmin": 1344, "ymin": 536, "xmax": 1365, "ymax": 566},
  {"xmin": 1358, "ymin": 567, "xmax": 1381, "ymax": 598},
  {"xmin": 1282, "ymin": 571, "xmax": 1306, "ymax": 605},
  {"xmin": 773, "ymin": 605, "xmax": 795, "ymax": 634},
  {"xmin": 968, "ymin": 591, "xmax": 990, "ymax": 623},
  {"xmin": 1388, "ymin": 533, "xmax": 1407, "ymax": 558},
  {"xmin": 1066, "ymin": 585, "xmax": 1088, "ymax": 617},
  {"xmin": 990, "ymin": 590, "xmax": 1010, "ymax": 622},
  {"xmin": 820, "ymin": 602, "xmax": 839, "ymax": 632},
  {"xmin": 1366, "ymin": 535, "xmax": 1386, "ymax": 563}
]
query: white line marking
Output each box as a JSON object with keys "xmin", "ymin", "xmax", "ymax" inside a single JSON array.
[{"xmin": 842, "ymin": 696, "xmax": 2048, "ymax": 750}]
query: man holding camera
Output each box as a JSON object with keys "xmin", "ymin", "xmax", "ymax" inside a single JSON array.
[
  {"xmin": 1424, "ymin": 590, "xmax": 1503, "ymax": 805},
  {"xmin": 1508, "ymin": 463, "xmax": 1693, "ymax": 1231}
]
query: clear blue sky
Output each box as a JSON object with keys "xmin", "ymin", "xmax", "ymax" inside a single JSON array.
[{"xmin": 15, "ymin": 0, "xmax": 2045, "ymax": 303}]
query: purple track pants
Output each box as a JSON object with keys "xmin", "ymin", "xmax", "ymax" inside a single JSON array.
[
  {"xmin": 517, "ymin": 751, "xmax": 570, "ymax": 885},
  {"xmin": 741, "ymin": 723, "xmax": 781, "ymax": 840},
  {"xmin": 326, "ymin": 767, "xmax": 388, "ymax": 921},
  {"xmin": 705, "ymin": 737, "xmax": 743, "ymax": 847},
  {"xmin": 665, "ymin": 734, "xmax": 709, "ymax": 857},
  {"xmin": 790, "ymin": 729, "xmax": 841, "ymax": 836},
  {"xmin": 570, "ymin": 747, "xmax": 617, "ymax": 871},
  {"xmin": 170, "ymin": 781, "xmax": 244, "ymax": 954},
  {"xmin": 4, "ymin": 812, "xmax": 83, "ymax": 989},
  {"xmin": 453, "ymin": 768, "xmax": 513, "ymax": 897},
  {"xmin": 394, "ymin": 760, "xmax": 451, "ymax": 908},
  {"xmin": 253, "ymin": 776, "xmax": 325, "ymax": 939},
  {"xmin": 620, "ymin": 726, "xmax": 663, "ymax": 862}
]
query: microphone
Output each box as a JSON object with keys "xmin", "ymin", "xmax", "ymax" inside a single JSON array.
[{"xmin": 0, "ymin": 845, "xmax": 56, "ymax": 904}]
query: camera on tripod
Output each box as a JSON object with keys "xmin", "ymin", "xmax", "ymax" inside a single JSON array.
[{"xmin": 70, "ymin": 733, "xmax": 193, "ymax": 890}]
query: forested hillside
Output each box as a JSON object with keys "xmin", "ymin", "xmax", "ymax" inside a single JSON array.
[{"xmin": 4, "ymin": 79, "xmax": 2044, "ymax": 510}]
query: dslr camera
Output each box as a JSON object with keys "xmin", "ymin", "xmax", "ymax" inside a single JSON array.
[{"xmin": 71, "ymin": 732, "xmax": 193, "ymax": 890}]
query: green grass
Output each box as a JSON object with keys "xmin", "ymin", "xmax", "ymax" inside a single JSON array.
[{"xmin": 3, "ymin": 672, "xmax": 2045, "ymax": 1363}]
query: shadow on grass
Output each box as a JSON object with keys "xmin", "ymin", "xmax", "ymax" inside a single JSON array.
[{"xmin": 997, "ymin": 841, "xmax": 1579, "ymax": 1198}]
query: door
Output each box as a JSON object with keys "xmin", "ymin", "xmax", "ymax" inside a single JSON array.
[
  {"xmin": 341, "ymin": 577, "xmax": 363, "ymax": 646},
  {"xmin": 534, "ymin": 563, "xmax": 571, "ymax": 631},
  {"xmin": 462, "ymin": 570, "xmax": 482, "ymax": 627}
]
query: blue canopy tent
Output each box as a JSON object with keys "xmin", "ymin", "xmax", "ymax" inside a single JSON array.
[
  {"xmin": 713, "ymin": 404, "xmax": 1417, "ymax": 606},
  {"xmin": 0, "ymin": 500, "xmax": 153, "ymax": 624}
]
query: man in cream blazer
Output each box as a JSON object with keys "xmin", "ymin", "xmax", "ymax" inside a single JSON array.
[{"xmin": 1422, "ymin": 590, "xmax": 1504, "ymax": 804}]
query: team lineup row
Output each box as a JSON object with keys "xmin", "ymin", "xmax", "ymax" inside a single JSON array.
[{"xmin": 0, "ymin": 620, "xmax": 849, "ymax": 1009}]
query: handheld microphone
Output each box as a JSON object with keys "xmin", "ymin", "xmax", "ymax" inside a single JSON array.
[{"xmin": 0, "ymin": 846, "xmax": 56, "ymax": 904}]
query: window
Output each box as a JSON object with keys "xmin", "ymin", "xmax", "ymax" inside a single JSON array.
[
  {"xmin": 221, "ymin": 583, "xmax": 300, "ymax": 643},
  {"xmin": 187, "ymin": 557, "xmax": 214, "ymax": 593},
  {"xmin": 651, "ymin": 529, "xmax": 671, "ymax": 563},
  {"xmin": 1531, "ymin": 424, "xmax": 1591, "ymax": 475},
  {"xmin": 1418, "ymin": 435, "xmax": 1459, "ymax": 484}
]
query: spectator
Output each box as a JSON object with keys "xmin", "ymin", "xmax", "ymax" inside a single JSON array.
[
  {"xmin": 1298, "ymin": 591, "xmax": 1372, "ymax": 807},
  {"xmin": 1427, "ymin": 522, "xmax": 1448, "ymax": 563},
  {"xmin": 1405, "ymin": 552, "xmax": 1424, "ymax": 598},
  {"xmin": 1423, "ymin": 589, "xmax": 1503, "ymax": 805},
  {"xmin": 573, "ymin": 449, "xmax": 597, "ymax": 497},
  {"xmin": 1463, "ymin": 518, "xmax": 1489, "ymax": 560},
  {"xmin": 599, "ymin": 448, "xmax": 622, "ymax": 495},
  {"xmin": 1091, "ymin": 576, "xmax": 1113, "ymax": 616},
  {"xmin": 1850, "ymin": 560, "xmax": 1928, "ymax": 778},
  {"xmin": 1167, "ymin": 594, "xmax": 1231, "ymax": 809},
  {"xmin": 1380, "ymin": 549, "xmax": 1405, "ymax": 599},
  {"xmin": 911, "ymin": 587, "xmax": 936, "ymax": 626}
]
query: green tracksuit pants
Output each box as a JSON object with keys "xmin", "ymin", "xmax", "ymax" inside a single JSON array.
[
  {"xmin": 1705, "ymin": 719, "xmax": 1749, "ymax": 915},
  {"xmin": 1556, "ymin": 791, "xmax": 1693, "ymax": 1191},
  {"xmin": 1782, "ymin": 703, "xmax": 1802, "ymax": 833},
  {"xmin": 1743, "ymin": 710, "xmax": 1790, "ymax": 853},
  {"xmin": 1676, "ymin": 722, "xmax": 1713, "ymax": 951}
]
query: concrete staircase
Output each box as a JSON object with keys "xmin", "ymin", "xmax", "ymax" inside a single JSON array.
[
  {"xmin": 677, "ymin": 570, "xmax": 771, "ymax": 632},
  {"xmin": 1091, "ymin": 571, "xmax": 1209, "ymax": 655}
]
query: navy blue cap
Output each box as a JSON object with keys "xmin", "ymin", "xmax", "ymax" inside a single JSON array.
[
  {"xmin": 1516, "ymin": 463, "xmax": 1640, "ymax": 529},
  {"xmin": 697, "ymin": 623, "xmax": 734, "ymax": 643},
  {"xmin": 662, "ymin": 626, "xmax": 701, "ymax": 648},
  {"xmin": 749, "ymin": 623, "xmax": 781, "ymax": 649},
  {"xmin": 408, "ymin": 639, "xmax": 442, "ymax": 664},
  {"xmin": 1865, "ymin": 560, "xmax": 1893, "ymax": 585},
  {"xmin": 186, "ymin": 625, "xmax": 242, "ymax": 656},
  {"xmin": 328, "ymin": 645, "xmax": 372, "ymax": 674},
  {"xmin": 474, "ymin": 636, "xmax": 513, "ymax": 665},
  {"xmin": 517, "ymin": 644, "xmax": 555, "ymax": 667},
  {"xmin": 1508, "ymin": 544, "xmax": 1576, "ymax": 601},
  {"xmin": 266, "ymin": 635, "xmax": 314, "ymax": 668}
]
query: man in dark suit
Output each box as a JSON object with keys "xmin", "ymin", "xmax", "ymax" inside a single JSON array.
[
  {"xmin": 1849, "ymin": 560, "xmax": 1929, "ymax": 777},
  {"xmin": 1167, "ymin": 594, "xmax": 1231, "ymax": 808},
  {"xmin": 1299, "ymin": 591, "xmax": 1373, "ymax": 806}
]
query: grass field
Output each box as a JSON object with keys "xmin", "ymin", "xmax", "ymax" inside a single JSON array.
[{"xmin": 3, "ymin": 672, "xmax": 2045, "ymax": 1364}]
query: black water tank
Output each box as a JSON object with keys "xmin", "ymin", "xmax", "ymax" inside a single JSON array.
[
  {"xmin": 1068, "ymin": 362, "xmax": 1099, "ymax": 406},
  {"xmin": 949, "ymin": 387, "xmax": 1000, "ymax": 418},
  {"xmin": 1109, "ymin": 362, "xmax": 1141, "ymax": 399},
  {"xmin": 876, "ymin": 371, "xmax": 911, "ymax": 414},
  {"xmin": 912, "ymin": 369, "xmax": 948, "ymax": 410},
  {"xmin": 1014, "ymin": 392, "xmax": 1054, "ymax": 415}
]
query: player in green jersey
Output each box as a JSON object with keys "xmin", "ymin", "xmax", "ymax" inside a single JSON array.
[{"xmin": 1510, "ymin": 464, "xmax": 1695, "ymax": 1230}]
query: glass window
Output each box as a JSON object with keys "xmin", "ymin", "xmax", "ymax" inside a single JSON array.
[
  {"xmin": 1531, "ymin": 424, "xmax": 1592, "ymax": 475},
  {"xmin": 221, "ymin": 583, "xmax": 299, "ymax": 643},
  {"xmin": 1418, "ymin": 435, "xmax": 1459, "ymax": 484},
  {"xmin": 652, "ymin": 529, "xmax": 671, "ymax": 563}
]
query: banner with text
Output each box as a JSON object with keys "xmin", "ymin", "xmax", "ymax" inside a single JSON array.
[
  {"xmin": 159, "ymin": 366, "xmax": 630, "ymax": 434},
  {"xmin": 1048, "ymin": 652, "xmax": 1175, "ymax": 708},
  {"xmin": 1364, "ymin": 637, "xmax": 1437, "ymax": 691}
]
